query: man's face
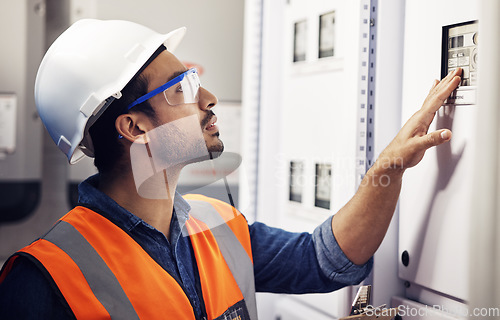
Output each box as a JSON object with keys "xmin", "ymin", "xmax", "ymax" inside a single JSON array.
[{"xmin": 141, "ymin": 50, "xmax": 224, "ymax": 157}]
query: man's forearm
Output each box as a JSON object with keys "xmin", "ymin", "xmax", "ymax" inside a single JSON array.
[{"xmin": 331, "ymin": 161, "xmax": 403, "ymax": 265}]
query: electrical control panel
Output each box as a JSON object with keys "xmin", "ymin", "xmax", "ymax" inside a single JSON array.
[{"xmin": 442, "ymin": 21, "xmax": 478, "ymax": 105}]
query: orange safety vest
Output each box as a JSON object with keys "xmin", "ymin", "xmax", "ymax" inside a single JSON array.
[{"xmin": 0, "ymin": 194, "xmax": 257, "ymax": 320}]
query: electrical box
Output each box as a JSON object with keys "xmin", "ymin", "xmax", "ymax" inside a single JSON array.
[
  {"xmin": 282, "ymin": 0, "xmax": 360, "ymax": 225},
  {"xmin": 0, "ymin": 0, "xmax": 45, "ymax": 222},
  {"xmin": 399, "ymin": 0, "xmax": 478, "ymax": 305},
  {"xmin": 273, "ymin": 0, "xmax": 369, "ymax": 318}
]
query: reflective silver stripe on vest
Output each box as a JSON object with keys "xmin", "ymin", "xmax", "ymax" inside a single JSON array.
[
  {"xmin": 43, "ymin": 220, "xmax": 140, "ymax": 320},
  {"xmin": 186, "ymin": 200, "xmax": 258, "ymax": 320}
]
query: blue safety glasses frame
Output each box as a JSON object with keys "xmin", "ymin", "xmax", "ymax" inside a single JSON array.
[{"xmin": 126, "ymin": 68, "xmax": 200, "ymax": 110}]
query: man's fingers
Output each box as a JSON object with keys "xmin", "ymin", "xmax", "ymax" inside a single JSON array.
[
  {"xmin": 420, "ymin": 129, "xmax": 452, "ymax": 150},
  {"xmin": 432, "ymin": 68, "xmax": 462, "ymax": 92},
  {"xmin": 436, "ymin": 75, "xmax": 461, "ymax": 101},
  {"xmin": 440, "ymin": 67, "xmax": 463, "ymax": 86},
  {"xmin": 422, "ymin": 69, "xmax": 462, "ymax": 114}
]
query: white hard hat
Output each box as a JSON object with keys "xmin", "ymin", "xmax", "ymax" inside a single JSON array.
[{"xmin": 35, "ymin": 19, "xmax": 186, "ymax": 164}]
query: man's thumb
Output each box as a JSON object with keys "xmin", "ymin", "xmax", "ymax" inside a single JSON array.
[
  {"xmin": 440, "ymin": 129, "xmax": 452, "ymax": 141},
  {"xmin": 422, "ymin": 129, "xmax": 452, "ymax": 149}
]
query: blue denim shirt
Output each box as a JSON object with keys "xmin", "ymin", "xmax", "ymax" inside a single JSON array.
[{"xmin": 0, "ymin": 174, "xmax": 372, "ymax": 319}]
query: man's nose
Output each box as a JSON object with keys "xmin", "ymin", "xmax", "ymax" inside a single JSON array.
[{"xmin": 198, "ymin": 87, "xmax": 218, "ymax": 110}]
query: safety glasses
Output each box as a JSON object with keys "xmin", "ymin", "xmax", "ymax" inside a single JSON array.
[{"xmin": 127, "ymin": 68, "xmax": 200, "ymax": 110}]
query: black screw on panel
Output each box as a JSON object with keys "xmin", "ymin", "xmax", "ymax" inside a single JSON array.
[{"xmin": 401, "ymin": 250, "xmax": 410, "ymax": 267}]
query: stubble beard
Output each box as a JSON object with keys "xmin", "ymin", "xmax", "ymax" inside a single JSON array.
[{"xmin": 207, "ymin": 132, "xmax": 224, "ymax": 160}]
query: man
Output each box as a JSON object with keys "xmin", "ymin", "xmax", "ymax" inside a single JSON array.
[{"xmin": 0, "ymin": 19, "xmax": 461, "ymax": 319}]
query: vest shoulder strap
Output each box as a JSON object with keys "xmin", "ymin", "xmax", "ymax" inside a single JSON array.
[{"xmin": 185, "ymin": 196, "xmax": 258, "ymax": 320}]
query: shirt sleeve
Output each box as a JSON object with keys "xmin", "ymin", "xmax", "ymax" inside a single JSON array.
[
  {"xmin": 249, "ymin": 216, "xmax": 372, "ymax": 294},
  {"xmin": 0, "ymin": 256, "xmax": 75, "ymax": 320},
  {"xmin": 312, "ymin": 216, "xmax": 373, "ymax": 284}
]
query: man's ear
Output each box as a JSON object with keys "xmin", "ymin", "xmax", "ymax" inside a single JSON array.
[{"xmin": 115, "ymin": 113, "xmax": 149, "ymax": 144}]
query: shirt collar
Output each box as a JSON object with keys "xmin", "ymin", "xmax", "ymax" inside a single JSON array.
[{"xmin": 78, "ymin": 174, "xmax": 191, "ymax": 232}]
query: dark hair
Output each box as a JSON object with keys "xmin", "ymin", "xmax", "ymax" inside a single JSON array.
[{"xmin": 89, "ymin": 74, "xmax": 156, "ymax": 174}]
